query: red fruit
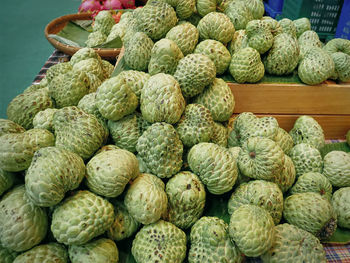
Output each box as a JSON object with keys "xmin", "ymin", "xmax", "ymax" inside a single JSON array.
[
  {"xmin": 112, "ymin": 12, "xmax": 122, "ymax": 23},
  {"xmin": 78, "ymin": 0, "xmax": 102, "ymax": 12},
  {"xmin": 102, "ymin": 0, "xmax": 123, "ymax": 9},
  {"xmin": 119, "ymin": 0, "xmax": 135, "ymax": 9}
]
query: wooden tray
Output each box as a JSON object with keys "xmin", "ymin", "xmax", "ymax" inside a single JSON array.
[{"xmin": 45, "ymin": 13, "xmax": 121, "ymax": 59}]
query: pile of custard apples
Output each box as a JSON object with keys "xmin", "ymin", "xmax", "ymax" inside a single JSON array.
[{"xmin": 1, "ymin": 1, "xmax": 350, "ymax": 262}]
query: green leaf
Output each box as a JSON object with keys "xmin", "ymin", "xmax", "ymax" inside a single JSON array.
[
  {"xmin": 112, "ymin": 55, "xmax": 132, "ymax": 77},
  {"xmin": 72, "ymin": 19, "xmax": 93, "ymax": 32},
  {"xmin": 324, "ymin": 227, "xmax": 350, "ymax": 244},
  {"xmin": 319, "ymin": 142, "xmax": 350, "ymax": 158},
  {"xmin": 47, "ymin": 34, "xmax": 80, "ymax": 47},
  {"xmin": 94, "ymin": 36, "xmax": 123, "ymax": 48},
  {"xmin": 57, "ymin": 21, "xmax": 90, "ymax": 47}
]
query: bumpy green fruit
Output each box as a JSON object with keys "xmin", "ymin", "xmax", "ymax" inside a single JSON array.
[
  {"xmin": 228, "ymin": 30, "xmax": 249, "ymax": 54},
  {"xmin": 331, "ymin": 52, "xmax": 350, "ymax": 82},
  {"xmin": 0, "ymin": 185, "xmax": 48, "ymax": 252},
  {"xmin": 283, "ymin": 192, "xmax": 337, "ymax": 239},
  {"xmin": 323, "ymin": 38, "xmax": 350, "ymax": 55},
  {"xmin": 73, "ymin": 58, "xmax": 104, "ymax": 80},
  {"xmin": 323, "ymin": 151, "xmax": 350, "ymax": 187},
  {"xmin": 188, "ymin": 142, "xmax": 238, "ymax": 194},
  {"xmin": 86, "ymin": 31, "xmax": 107, "ymax": 47},
  {"xmin": 117, "ymin": 70, "xmax": 150, "ymax": 99},
  {"xmin": 70, "ymin": 47, "xmax": 102, "ymax": 66},
  {"xmin": 46, "ymin": 62, "xmax": 73, "ymax": 83},
  {"xmin": 246, "ymin": 20, "xmax": 273, "ymax": 54},
  {"xmin": 163, "ymin": 0, "xmax": 195, "ymax": 19},
  {"xmin": 69, "ymin": 238, "xmax": 118, "ymax": 263},
  {"xmin": 166, "ymin": 22, "xmax": 199, "ymax": 55},
  {"xmin": 189, "ymin": 216, "xmax": 243, "ymax": 263},
  {"xmin": 272, "ymin": 155, "xmax": 296, "ymax": 193},
  {"xmin": 0, "ymin": 119, "xmax": 25, "ymax": 137},
  {"xmin": 293, "ymin": 17, "xmax": 311, "ymax": 38},
  {"xmin": 196, "ymin": 0, "xmax": 216, "ymax": 17},
  {"xmin": 261, "ymin": 16, "xmax": 283, "ymax": 36},
  {"xmin": 0, "ymin": 244, "xmax": 18, "ymax": 263},
  {"xmin": 229, "ymin": 204, "xmax": 275, "ymax": 257},
  {"xmin": 227, "ymin": 129, "xmax": 240, "ymax": 147},
  {"xmin": 141, "ymin": 73, "xmax": 185, "ymax": 124},
  {"xmin": 233, "ymin": 112, "xmax": 258, "ymax": 137},
  {"xmin": 77, "ymin": 93, "xmax": 105, "ymax": 123},
  {"xmin": 261, "ymin": 223, "xmax": 326, "ymax": 263},
  {"xmin": 244, "ymin": 0, "xmax": 264, "ymax": 19},
  {"xmin": 0, "ymin": 168, "xmax": 16, "ymax": 196},
  {"xmin": 107, "ymin": 23, "xmax": 127, "ymax": 42},
  {"xmin": 279, "ymin": 18, "xmax": 297, "ymax": 38},
  {"xmin": 224, "ymin": 1, "xmax": 253, "ymax": 30},
  {"xmin": 332, "ymin": 187, "xmax": 350, "ymax": 229},
  {"xmin": 228, "ymin": 146, "xmax": 251, "ymax": 186},
  {"xmin": 93, "ymin": 10, "xmax": 115, "ymax": 35},
  {"xmin": 298, "ymin": 30, "xmax": 323, "ymax": 60},
  {"xmin": 274, "ymin": 127, "xmax": 294, "ymax": 154},
  {"xmin": 51, "ymin": 190, "xmax": 114, "ymax": 245},
  {"xmin": 132, "ymin": 220, "xmax": 187, "ymax": 263},
  {"xmin": 33, "ymin": 108, "xmax": 58, "ymax": 132},
  {"xmin": 13, "ymin": 243, "xmax": 68, "ymax": 263},
  {"xmin": 210, "ymin": 122, "xmax": 228, "ymax": 147}
]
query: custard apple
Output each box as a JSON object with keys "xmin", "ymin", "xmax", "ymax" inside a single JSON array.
[
  {"xmin": 246, "ymin": 19, "xmax": 273, "ymax": 54},
  {"xmin": 279, "ymin": 18, "xmax": 297, "ymax": 38},
  {"xmin": 323, "ymin": 150, "xmax": 350, "ymax": 187},
  {"xmin": 210, "ymin": 121, "xmax": 228, "ymax": 147},
  {"xmin": 274, "ymin": 127, "xmax": 294, "ymax": 154},
  {"xmin": 33, "ymin": 108, "xmax": 58, "ymax": 132},
  {"xmin": 244, "ymin": 0, "xmax": 264, "ymax": 19},
  {"xmin": 331, "ymin": 52, "xmax": 350, "ymax": 82},
  {"xmin": 93, "ymin": 10, "xmax": 115, "ymax": 35},
  {"xmin": 224, "ymin": 1, "xmax": 253, "ymax": 30},
  {"xmin": 0, "ymin": 244, "xmax": 18, "ymax": 263},
  {"xmin": 162, "ymin": 0, "xmax": 195, "ymax": 19},
  {"xmin": 45, "ymin": 62, "xmax": 73, "ymax": 83},
  {"xmin": 0, "ymin": 168, "xmax": 16, "ymax": 196},
  {"xmin": 332, "ymin": 187, "xmax": 350, "ymax": 229},
  {"xmin": 117, "ymin": 70, "xmax": 150, "ymax": 99},
  {"xmin": 228, "ymin": 29, "xmax": 249, "ymax": 54},
  {"xmin": 70, "ymin": 47, "xmax": 102, "ymax": 66},
  {"xmin": 107, "ymin": 23, "xmax": 127, "ymax": 42},
  {"xmin": 272, "ymin": 155, "xmax": 296, "ymax": 193},
  {"xmin": 293, "ymin": 17, "xmax": 311, "ymax": 38},
  {"xmin": 323, "ymin": 38, "xmax": 350, "ymax": 56},
  {"xmin": 85, "ymin": 31, "xmax": 107, "ymax": 47},
  {"xmin": 196, "ymin": 0, "xmax": 216, "ymax": 17},
  {"xmin": 0, "ymin": 119, "xmax": 25, "ymax": 137},
  {"xmin": 72, "ymin": 58, "xmax": 104, "ymax": 80},
  {"xmin": 165, "ymin": 22, "xmax": 199, "ymax": 55},
  {"xmin": 13, "ymin": 243, "xmax": 68, "ymax": 263},
  {"xmin": 298, "ymin": 30, "xmax": 323, "ymax": 60},
  {"xmin": 261, "ymin": 16, "xmax": 283, "ymax": 36}
]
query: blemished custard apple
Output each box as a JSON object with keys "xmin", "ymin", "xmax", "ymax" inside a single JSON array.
[
  {"xmin": 293, "ymin": 17, "xmax": 311, "ymax": 38},
  {"xmin": 323, "ymin": 151, "xmax": 350, "ymax": 187},
  {"xmin": 197, "ymin": 12, "xmax": 235, "ymax": 44},
  {"xmin": 272, "ymin": 155, "xmax": 296, "ymax": 193},
  {"xmin": 323, "ymin": 38, "xmax": 350, "ymax": 56},
  {"xmin": 298, "ymin": 30, "xmax": 323, "ymax": 60},
  {"xmin": 332, "ymin": 187, "xmax": 350, "ymax": 229},
  {"xmin": 0, "ymin": 244, "xmax": 18, "ymax": 263},
  {"xmin": 124, "ymin": 173, "xmax": 168, "ymax": 225},
  {"xmin": 278, "ymin": 18, "xmax": 297, "ymax": 38},
  {"xmin": 107, "ymin": 200, "xmax": 140, "ymax": 241},
  {"xmin": 13, "ymin": 243, "xmax": 68, "ymax": 263},
  {"xmin": 274, "ymin": 127, "xmax": 294, "ymax": 154},
  {"xmin": 188, "ymin": 216, "xmax": 243, "ymax": 263},
  {"xmin": 165, "ymin": 22, "xmax": 199, "ymax": 55},
  {"xmin": 0, "ymin": 168, "xmax": 16, "ymax": 196},
  {"xmin": 233, "ymin": 112, "xmax": 259, "ymax": 138},
  {"xmin": 283, "ymin": 192, "xmax": 337, "ymax": 240},
  {"xmin": 261, "ymin": 16, "xmax": 283, "ymax": 37},
  {"xmin": 45, "ymin": 62, "xmax": 73, "ymax": 83},
  {"xmin": 77, "ymin": 93, "xmax": 106, "ymax": 124},
  {"xmin": 228, "ymin": 30, "xmax": 249, "ymax": 55},
  {"xmin": 117, "ymin": 70, "xmax": 150, "ymax": 99},
  {"xmin": 93, "ymin": 10, "xmax": 115, "ymax": 35},
  {"xmin": 188, "ymin": 142, "xmax": 238, "ymax": 194},
  {"xmin": 52, "ymin": 106, "xmax": 107, "ymax": 160},
  {"xmin": 33, "ymin": 108, "xmax": 58, "ymax": 132},
  {"xmin": 140, "ymin": 73, "xmax": 185, "ymax": 124},
  {"xmin": 194, "ymin": 39, "xmax": 231, "ymax": 75},
  {"xmin": 176, "ymin": 103, "xmax": 214, "ymax": 148},
  {"xmin": 96, "ymin": 74, "xmax": 138, "ymax": 121},
  {"xmin": 7, "ymin": 88, "xmax": 54, "ymax": 130},
  {"xmin": 228, "ymin": 180, "xmax": 284, "ymax": 224},
  {"xmin": 244, "ymin": 0, "xmax": 264, "ymax": 19},
  {"xmin": 163, "ymin": 171, "xmax": 206, "ymax": 229},
  {"xmin": 264, "ymin": 33, "xmax": 300, "ymax": 75},
  {"xmin": 132, "ymin": 220, "xmax": 187, "ymax": 263},
  {"xmin": 148, "ymin": 38, "xmax": 184, "ymax": 76},
  {"xmin": 51, "ymin": 190, "xmax": 114, "ymax": 245},
  {"xmin": 238, "ymin": 137, "xmax": 285, "ymax": 181},
  {"xmin": 25, "ymin": 146, "xmax": 85, "ymax": 207},
  {"xmin": 69, "ymin": 47, "xmax": 102, "ymax": 66},
  {"xmin": 229, "ymin": 47, "xmax": 265, "ymax": 83},
  {"xmin": 224, "ymin": 1, "xmax": 253, "ymax": 30},
  {"xmin": 0, "ymin": 185, "xmax": 48, "ymax": 252},
  {"xmin": 246, "ymin": 19, "xmax": 273, "ymax": 54},
  {"xmin": 196, "ymin": 0, "xmax": 216, "ymax": 17},
  {"xmin": 0, "ymin": 118, "xmax": 25, "ymax": 137},
  {"xmin": 227, "ymin": 128, "xmax": 241, "ymax": 147},
  {"xmin": 210, "ymin": 122, "xmax": 228, "ymax": 147},
  {"xmin": 289, "ymin": 115, "xmax": 325, "ymax": 150},
  {"xmin": 229, "ymin": 204, "xmax": 275, "ymax": 257},
  {"xmin": 174, "ymin": 53, "xmax": 216, "ymax": 98},
  {"xmin": 290, "ymin": 172, "xmax": 333, "ymax": 201},
  {"xmin": 68, "ymin": 238, "xmax": 119, "ymax": 263},
  {"xmin": 261, "ymin": 223, "xmax": 326, "ymax": 263},
  {"xmin": 0, "ymin": 128, "xmax": 55, "ymax": 172},
  {"xmin": 86, "ymin": 148, "xmax": 139, "ymax": 198},
  {"xmin": 72, "ymin": 58, "xmax": 105, "ymax": 80},
  {"xmin": 288, "ymin": 143, "xmax": 323, "ymax": 177},
  {"xmin": 85, "ymin": 31, "xmax": 107, "ymax": 47},
  {"xmin": 331, "ymin": 52, "xmax": 350, "ymax": 82},
  {"xmin": 193, "ymin": 78, "xmax": 235, "ymax": 122}
]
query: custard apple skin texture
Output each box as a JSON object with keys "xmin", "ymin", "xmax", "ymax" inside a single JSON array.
[
  {"xmin": 0, "ymin": 118, "xmax": 25, "ymax": 137},
  {"xmin": 323, "ymin": 150, "xmax": 350, "ymax": 187},
  {"xmin": 272, "ymin": 155, "xmax": 296, "ymax": 193},
  {"xmin": 46, "ymin": 62, "xmax": 73, "ymax": 82},
  {"xmin": 331, "ymin": 52, "xmax": 350, "ymax": 82},
  {"xmin": 33, "ymin": 108, "xmax": 58, "ymax": 132},
  {"xmin": 189, "ymin": 216, "xmax": 243, "ymax": 263},
  {"xmin": 224, "ymin": 1, "xmax": 253, "ymax": 31},
  {"xmin": 72, "ymin": 58, "xmax": 104, "ymax": 81},
  {"xmin": 0, "ymin": 244, "xmax": 19, "ymax": 263},
  {"xmin": 117, "ymin": 70, "xmax": 150, "ymax": 99},
  {"xmin": 165, "ymin": 22, "xmax": 199, "ymax": 55},
  {"xmin": 69, "ymin": 47, "xmax": 102, "ymax": 66},
  {"xmin": 279, "ymin": 18, "xmax": 297, "ymax": 38},
  {"xmin": 86, "ymin": 31, "xmax": 107, "ymax": 47},
  {"xmin": 246, "ymin": 19, "xmax": 274, "ymax": 54},
  {"xmin": 132, "ymin": 220, "xmax": 187, "ymax": 263},
  {"xmin": 13, "ymin": 243, "xmax": 68, "ymax": 263},
  {"xmin": 196, "ymin": 0, "xmax": 216, "ymax": 17},
  {"xmin": 293, "ymin": 17, "xmax": 311, "ymax": 38},
  {"xmin": 93, "ymin": 10, "xmax": 115, "ymax": 35},
  {"xmin": 274, "ymin": 127, "xmax": 294, "ymax": 154},
  {"xmin": 51, "ymin": 190, "xmax": 114, "ymax": 245},
  {"xmin": 228, "ymin": 29, "xmax": 249, "ymax": 55},
  {"xmin": 332, "ymin": 187, "xmax": 350, "ymax": 229},
  {"xmin": 210, "ymin": 121, "xmax": 228, "ymax": 147},
  {"xmin": 323, "ymin": 38, "xmax": 350, "ymax": 56},
  {"xmin": 0, "ymin": 168, "xmax": 16, "ymax": 196}
]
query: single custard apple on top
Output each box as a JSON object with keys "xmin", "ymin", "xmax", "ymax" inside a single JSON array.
[
  {"xmin": 0, "ymin": 244, "xmax": 19, "ymax": 263},
  {"xmin": 188, "ymin": 142, "xmax": 238, "ymax": 194},
  {"xmin": 69, "ymin": 47, "xmax": 102, "ymax": 66},
  {"xmin": 224, "ymin": 1, "xmax": 253, "ymax": 30},
  {"xmin": 233, "ymin": 112, "xmax": 258, "ymax": 138},
  {"xmin": 261, "ymin": 223, "xmax": 326, "ymax": 263},
  {"xmin": 0, "ymin": 168, "xmax": 16, "ymax": 196},
  {"xmin": 117, "ymin": 70, "xmax": 150, "ymax": 99},
  {"xmin": 196, "ymin": 0, "xmax": 216, "ymax": 17},
  {"xmin": 331, "ymin": 52, "xmax": 350, "ymax": 82},
  {"xmin": 163, "ymin": 171, "xmax": 206, "ymax": 229},
  {"xmin": 246, "ymin": 19, "xmax": 274, "ymax": 54},
  {"xmin": 13, "ymin": 243, "xmax": 68, "ymax": 263},
  {"xmin": 0, "ymin": 119, "xmax": 25, "ymax": 137},
  {"xmin": 272, "ymin": 155, "xmax": 296, "ymax": 193},
  {"xmin": 33, "ymin": 108, "xmax": 58, "ymax": 132},
  {"xmin": 323, "ymin": 38, "xmax": 350, "ymax": 56},
  {"xmin": 228, "ymin": 30, "xmax": 249, "ymax": 55},
  {"xmin": 141, "ymin": 73, "xmax": 185, "ymax": 124},
  {"xmin": 293, "ymin": 17, "xmax": 311, "ymax": 38},
  {"xmin": 85, "ymin": 31, "xmax": 107, "ymax": 47},
  {"xmin": 93, "ymin": 10, "xmax": 115, "ymax": 35},
  {"xmin": 332, "ymin": 187, "xmax": 350, "ymax": 229},
  {"xmin": 51, "ymin": 190, "xmax": 114, "ymax": 246},
  {"xmin": 0, "ymin": 185, "xmax": 48, "ymax": 252},
  {"xmin": 165, "ymin": 22, "xmax": 199, "ymax": 55},
  {"xmin": 274, "ymin": 127, "xmax": 294, "ymax": 154},
  {"xmin": 278, "ymin": 18, "xmax": 297, "ymax": 38},
  {"xmin": 188, "ymin": 216, "xmax": 243, "ymax": 263},
  {"xmin": 210, "ymin": 122, "xmax": 228, "ymax": 147},
  {"xmin": 124, "ymin": 173, "xmax": 168, "ymax": 225},
  {"xmin": 323, "ymin": 150, "xmax": 350, "ymax": 187},
  {"xmin": 45, "ymin": 62, "xmax": 73, "ymax": 83},
  {"xmin": 229, "ymin": 204, "xmax": 275, "ymax": 257},
  {"xmin": 132, "ymin": 220, "xmax": 187, "ymax": 263},
  {"xmin": 261, "ymin": 16, "xmax": 283, "ymax": 36},
  {"xmin": 68, "ymin": 238, "xmax": 118, "ymax": 263},
  {"xmin": 283, "ymin": 192, "xmax": 337, "ymax": 240}
]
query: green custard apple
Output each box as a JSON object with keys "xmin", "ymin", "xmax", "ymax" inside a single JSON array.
[
  {"xmin": 331, "ymin": 52, "xmax": 350, "ymax": 82},
  {"xmin": 274, "ymin": 127, "xmax": 294, "ymax": 154},
  {"xmin": 323, "ymin": 38, "xmax": 350, "ymax": 56},
  {"xmin": 165, "ymin": 22, "xmax": 199, "ymax": 55},
  {"xmin": 0, "ymin": 244, "xmax": 18, "ymax": 263},
  {"xmin": 33, "ymin": 108, "xmax": 58, "ymax": 132},
  {"xmin": 117, "ymin": 70, "xmax": 150, "ymax": 99},
  {"xmin": 244, "ymin": 0, "xmax": 264, "ymax": 19},
  {"xmin": 278, "ymin": 18, "xmax": 297, "ymax": 38},
  {"xmin": 93, "ymin": 10, "xmax": 115, "ymax": 35},
  {"xmin": 323, "ymin": 150, "xmax": 350, "ymax": 187},
  {"xmin": 85, "ymin": 31, "xmax": 107, "ymax": 47},
  {"xmin": 332, "ymin": 187, "xmax": 350, "ymax": 229},
  {"xmin": 293, "ymin": 17, "xmax": 311, "ymax": 38},
  {"xmin": 72, "ymin": 58, "xmax": 105, "ymax": 80},
  {"xmin": 210, "ymin": 122, "xmax": 228, "ymax": 147},
  {"xmin": 0, "ymin": 168, "xmax": 16, "ymax": 196},
  {"xmin": 228, "ymin": 30, "xmax": 249, "ymax": 55},
  {"xmin": 196, "ymin": 0, "xmax": 216, "ymax": 17},
  {"xmin": 45, "ymin": 62, "xmax": 72, "ymax": 83},
  {"xmin": 224, "ymin": 1, "xmax": 253, "ymax": 30},
  {"xmin": 261, "ymin": 16, "xmax": 283, "ymax": 37},
  {"xmin": 0, "ymin": 119, "xmax": 25, "ymax": 137},
  {"xmin": 13, "ymin": 243, "xmax": 68, "ymax": 263},
  {"xmin": 246, "ymin": 19, "xmax": 273, "ymax": 54},
  {"xmin": 69, "ymin": 47, "xmax": 102, "ymax": 66},
  {"xmin": 298, "ymin": 30, "xmax": 323, "ymax": 60},
  {"xmin": 272, "ymin": 155, "xmax": 296, "ymax": 193}
]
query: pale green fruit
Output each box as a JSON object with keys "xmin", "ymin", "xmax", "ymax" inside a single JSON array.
[
  {"xmin": 106, "ymin": 22, "xmax": 127, "ymax": 42},
  {"xmin": 272, "ymin": 155, "xmax": 296, "ymax": 193},
  {"xmin": 162, "ymin": 0, "xmax": 195, "ymax": 19},
  {"xmin": 141, "ymin": 73, "xmax": 185, "ymax": 124},
  {"xmin": 93, "ymin": 10, "xmax": 115, "ymax": 35},
  {"xmin": 293, "ymin": 17, "xmax": 311, "ymax": 38},
  {"xmin": 229, "ymin": 204, "xmax": 275, "ymax": 257},
  {"xmin": 230, "ymin": 47, "xmax": 265, "ymax": 83},
  {"xmin": 148, "ymin": 39, "xmax": 184, "ymax": 76},
  {"xmin": 189, "ymin": 216, "xmax": 243, "ymax": 263},
  {"xmin": 274, "ymin": 127, "xmax": 294, "ymax": 154},
  {"xmin": 132, "ymin": 220, "xmax": 186, "ymax": 263},
  {"xmin": 73, "ymin": 58, "xmax": 104, "ymax": 80},
  {"xmin": 7, "ymin": 88, "xmax": 54, "ymax": 130},
  {"xmin": 264, "ymin": 33, "xmax": 300, "ymax": 75},
  {"xmin": 188, "ymin": 142, "xmax": 238, "ymax": 194},
  {"xmin": 101, "ymin": 59, "xmax": 114, "ymax": 79},
  {"xmin": 261, "ymin": 16, "xmax": 283, "ymax": 36},
  {"xmin": 298, "ymin": 30, "xmax": 323, "ymax": 60},
  {"xmin": 33, "ymin": 108, "xmax": 58, "ymax": 132},
  {"xmin": 51, "ymin": 190, "xmax": 114, "ymax": 245},
  {"xmin": 289, "ymin": 143, "xmax": 323, "ymax": 177},
  {"xmin": 228, "ymin": 30, "xmax": 249, "ymax": 55},
  {"xmin": 238, "ymin": 137, "xmax": 285, "ymax": 180},
  {"xmin": 0, "ymin": 168, "xmax": 16, "ymax": 196},
  {"xmin": 193, "ymin": 78, "xmax": 235, "ymax": 122},
  {"xmin": 13, "ymin": 243, "xmax": 68, "ymax": 263},
  {"xmin": 77, "ymin": 93, "xmax": 105, "ymax": 123},
  {"xmin": 283, "ymin": 192, "xmax": 337, "ymax": 240},
  {"xmin": 70, "ymin": 47, "xmax": 102, "ymax": 66},
  {"xmin": 45, "ymin": 62, "xmax": 73, "ymax": 83},
  {"xmin": 166, "ymin": 22, "xmax": 199, "ymax": 55},
  {"xmin": 0, "ymin": 128, "xmax": 55, "ymax": 172},
  {"xmin": 227, "ymin": 129, "xmax": 240, "ymax": 147},
  {"xmin": 23, "ymin": 83, "xmax": 47, "ymax": 94},
  {"xmin": 174, "ymin": 53, "xmax": 216, "ymax": 98},
  {"xmin": 96, "ymin": 75, "xmax": 138, "ymax": 121},
  {"xmin": 0, "ymin": 185, "xmax": 48, "ymax": 252},
  {"xmin": 210, "ymin": 122, "xmax": 228, "ymax": 147},
  {"xmin": 261, "ymin": 223, "xmax": 326, "ymax": 263},
  {"xmin": 124, "ymin": 173, "xmax": 168, "ymax": 224},
  {"xmin": 244, "ymin": 0, "xmax": 264, "ymax": 19},
  {"xmin": 228, "ymin": 146, "xmax": 251, "ymax": 186},
  {"xmin": 290, "ymin": 172, "xmax": 332, "ymax": 200},
  {"xmin": 332, "ymin": 187, "xmax": 350, "ymax": 229},
  {"xmin": 86, "ymin": 149, "xmax": 139, "ymax": 198},
  {"xmin": 323, "ymin": 151, "xmax": 350, "ymax": 187},
  {"xmin": 176, "ymin": 104, "xmax": 214, "ymax": 148},
  {"xmin": 279, "ymin": 18, "xmax": 297, "ymax": 38},
  {"xmin": 197, "ymin": 12, "xmax": 235, "ymax": 44},
  {"xmin": 0, "ymin": 119, "xmax": 25, "ymax": 137},
  {"xmin": 0, "ymin": 244, "xmax": 18, "ymax": 263},
  {"xmin": 323, "ymin": 38, "xmax": 350, "ymax": 56},
  {"xmin": 53, "ymin": 106, "xmax": 106, "ymax": 160},
  {"xmin": 246, "ymin": 20, "xmax": 273, "ymax": 54},
  {"xmin": 289, "ymin": 116, "xmax": 325, "ymax": 150},
  {"xmin": 196, "ymin": 0, "xmax": 216, "ymax": 17},
  {"xmin": 69, "ymin": 238, "xmax": 118, "ymax": 263},
  {"xmin": 163, "ymin": 171, "xmax": 206, "ymax": 229},
  {"xmin": 331, "ymin": 52, "xmax": 350, "ymax": 82},
  {"xmin": 194, "ymin": 39, "xmax": 231, "ymax": 75},
  {"xmin": 25, "ymin": 147, "xmax": 85, "ymax": 207},
  {"xmin": 117, "ymin": 70, "xmax": 150, "ymax": 99},
  {"xmin": 107, "ymin": 200, "xmax": 140, "ymax": 241},
  {"xmin": 96, "ymin": 144, "xmax": 120, "ymax": 154},
  {"xmin": 224, "ymin": 1, "xmax": 253, "ymax": 30},
  {"xmin": 85, "ymin": 31, "xmax": 107, "ymax": 47}
]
